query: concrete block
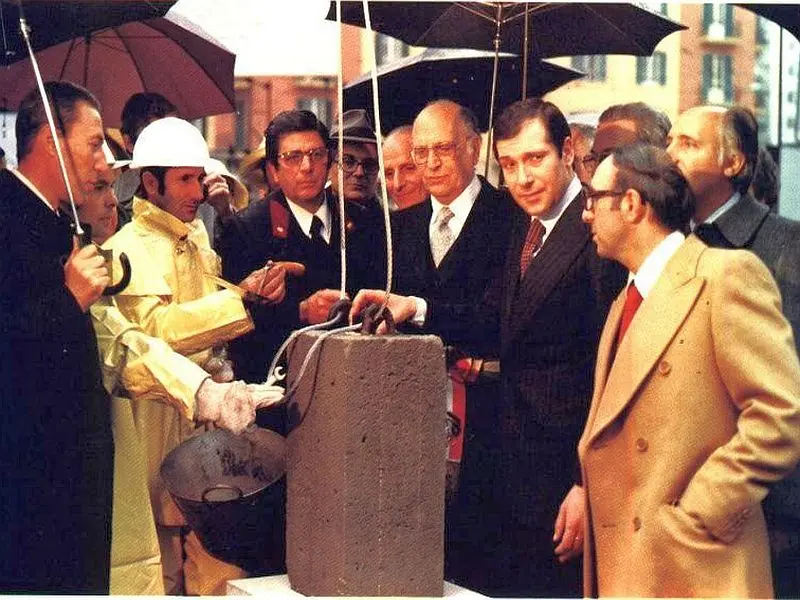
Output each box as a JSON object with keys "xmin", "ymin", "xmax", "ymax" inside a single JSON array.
[{"xmin": 285, "ymin": 331, "xmax": 448, "ymax": 597}]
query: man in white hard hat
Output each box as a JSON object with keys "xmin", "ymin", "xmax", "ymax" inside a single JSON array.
[{"xmin": 102, "ymin": 117, "xmax": 293, "ymax": 595}]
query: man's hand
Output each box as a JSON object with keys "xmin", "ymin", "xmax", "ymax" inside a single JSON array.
[
  {"xmin": 203, "ymin": 172, "xmax": 233, "ymax": 218},
  {"xmin": 300, "ymin": 289, "xmax": 346, "ymax": 324},
  {"xmin": 350, "ymin": 289, "xmax": 417, "ymax": 333},
  {"xmin": 553, "ymin": 484, "xmax": 586, "ymax": 563},
  {"xmin": 64, "ymin": 238, "xmax": 110, "ymax": 312},
  {"xmin": 239, "ymin": 261, "xmax": 305, "ymax": 305}
]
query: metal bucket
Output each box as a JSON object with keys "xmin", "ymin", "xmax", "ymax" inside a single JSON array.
[{"xmin": 160, "ymin": 427, "xmax": 286, "ymax": 573}]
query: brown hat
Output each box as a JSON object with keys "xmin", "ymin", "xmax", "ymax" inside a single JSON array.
[{"xmin": 330, "ymin": 109, "xmax": 377, "ymax": 144}]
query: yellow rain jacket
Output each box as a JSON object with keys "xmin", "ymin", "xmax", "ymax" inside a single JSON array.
[
  {"xmin": 103, "ymin": 198, "xmax": 253, "ymax": 528},
  {"xmin": 91, "ymin": 299, "xmax": 211, "ymax": 594}
]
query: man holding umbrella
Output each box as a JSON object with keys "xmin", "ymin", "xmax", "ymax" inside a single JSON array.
[{"xmin": 0, "ymin": 81, "xmax": 114, "ymax": 593}]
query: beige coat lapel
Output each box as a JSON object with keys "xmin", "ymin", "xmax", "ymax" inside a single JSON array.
[{"xmin": 586, "ymin": 237, "xmax": 707, "ymax": 445}]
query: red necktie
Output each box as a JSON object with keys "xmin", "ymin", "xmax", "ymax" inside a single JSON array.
[
  {"xmin": 519, "ymin": 218, "xmax": 545, "ymax": 277},
  {"xmin": 617, "ymin": 282, "xmax": 643, "ymax": 344}
]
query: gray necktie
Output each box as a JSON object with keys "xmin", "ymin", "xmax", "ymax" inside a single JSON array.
[{"xmin": 431, "ymin": 206, "xmax": 455, "ymax": 267}]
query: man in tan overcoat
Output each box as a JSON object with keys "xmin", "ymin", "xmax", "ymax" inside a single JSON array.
[{"xmin": 579, "ymin": 143, "xmax": 800, "ymax": 597}]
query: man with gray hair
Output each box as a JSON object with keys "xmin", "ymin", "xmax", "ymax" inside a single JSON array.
[
  {"xmin": 582, "ymin": 101, "xmax": 671, "ymax": 180},
  {"xmin": 668, "ymin": 104, "xmax": 800, "ymax": 598}
]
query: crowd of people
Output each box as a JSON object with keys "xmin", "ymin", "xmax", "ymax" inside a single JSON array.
[{"xmin": 1, "ymin": 77, "xmax": 800, "ymax": 599}]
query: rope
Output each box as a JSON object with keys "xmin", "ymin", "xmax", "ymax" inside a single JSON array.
[
  {"xmin": 335, "ymin": 0, "xmax": 347, "ymax": 298},
  {"xmin": 362, "ymin": 0, "xmax": 394, "ymax": 310}
]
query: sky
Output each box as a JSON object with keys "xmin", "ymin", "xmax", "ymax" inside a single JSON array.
[{"xmin": 170, "ymin": 0, "xmax": 342, "ymax": 76}]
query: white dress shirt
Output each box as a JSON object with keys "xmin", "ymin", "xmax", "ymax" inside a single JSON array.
[
  {"xmin": 428, "ymin": 174, "xmax": 481, "ymax": 245},
  {"xmin": 630, "ymin": 230, "xmax": 686, "ymax": 299},
  {"xmin": 285, "ymin": 193, "xmax": 332, "ymax": 244}
]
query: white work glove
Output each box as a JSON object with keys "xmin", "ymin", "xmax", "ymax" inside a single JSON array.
[{"xmin": 195, "ymin": 379, "xmax": 286, "ymax": 435}]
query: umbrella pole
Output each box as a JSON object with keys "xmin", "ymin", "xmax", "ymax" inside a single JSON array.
[
  {"xmin": 485, "ymin": 3, "xmax": 503, "ymax": 179},
  {"xmin": 522, "ymin": 3, "xmax": 530, "ymax": 100},
  {"xmin": 18, "ymin": 12, "xmax": 83, "ymax": 235}
]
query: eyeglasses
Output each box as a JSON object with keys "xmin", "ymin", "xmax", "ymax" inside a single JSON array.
[
  {"xmin": 411, "ymin": 138, "xmax": 472, "ymax": 165},
  {"xmin": 584, "ymin": 189, "xmax": 626, "ymax": 212},
  {"xmin": 339, "ymin": 154, "xmax": 380, "ymax": 176},
  {"xmin": 581, "ymin": 150, "xmax": 612, "ymax": 173},
  {"xmin": 277, "ymin": 147, "xmax": 329, "ymax": 167}
]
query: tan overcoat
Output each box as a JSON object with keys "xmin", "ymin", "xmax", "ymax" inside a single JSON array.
[{"xmin": 578, "ymin": 235, "xmax": 800, "ymax": 597}]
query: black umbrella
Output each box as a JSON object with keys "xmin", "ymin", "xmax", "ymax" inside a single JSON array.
[
  {"xmin": 328, "ymin": 1, "xmax": 685, "ymax": 175},
  {"xmin": 736, "ymin": 4, "xmax": 800, "ymax": 41},
  {"xmin": 0, "ymin": 0, "xmax": 176, "ymax": 66},
  {"xmin": 328, "ymin": 2, "xmax": 686, "ymax": 59},
  {"xmin": 344, "ymin": 48, "xmax": 584, "ymax": 132}
]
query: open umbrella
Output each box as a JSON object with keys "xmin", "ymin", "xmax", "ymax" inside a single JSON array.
[
  {"xmin": 344, "ymin": 48, "xmax": 584, "ymax": 132},
  {"xmin": 328, "ymin": 2, "xmax": 686, "ymax": 59},
  {"xmin": 0, "ymin": 0, "xmax": 175, "ymax": 65},
  {"xmin": 329, "ymin": 1, "xmax": 685, "ymax": 174},
  {"xmin": 0, "ymin": 8, "xmax": 235, "ymax": 126},
  {"xmin": 736, "ymin": 4, "xmax": 800, "ymax": 42}
]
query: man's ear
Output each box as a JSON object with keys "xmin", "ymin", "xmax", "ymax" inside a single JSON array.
[
  {"xmin": 723, "ymin": 150, "xmax": 745, "ymax": 180},
  {"xmin": 266, "ymin": 161, "xmax": 280, "ymax": 188},
  {"xmin": 623, "ymin": 188, "xmax": 646, "ymax": 223},
  {"xmin": 561, "ymin": 136, "xmax": 575, "ymax": 171},
  {"xmin": 141, "ymin": 170, "xmax": 158, "ymax": 198},
  {"xmin": 467, "ymin": 134, "xmax": 482, "ymax": 167}
]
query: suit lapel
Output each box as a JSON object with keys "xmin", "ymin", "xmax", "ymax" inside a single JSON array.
[
  {"xmin": 586, "ymin": 237, "xmax": 706, "ymax": 445},
  {"xmin": 506, "ymin": 196, "xmax": 590, "ymax": 345}
]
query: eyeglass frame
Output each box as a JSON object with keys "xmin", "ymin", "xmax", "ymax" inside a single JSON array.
[
  {"xmin": 581, "ymin": 149, "xmax": 612, "ymax": 173},
  {"xmin": 410, "ymin": 136, "xmax": 476, "ymax": 166},
  {"xmin": 337, "ymin": 153, "xmax": 380, "ymax": 177},
  {"xmin": 584, "ymin": 188, "xmax": 627, "ymax": 212},
  {"xmin": 277, "ymin": 147, "xmax": 330, "ymax": 168}
]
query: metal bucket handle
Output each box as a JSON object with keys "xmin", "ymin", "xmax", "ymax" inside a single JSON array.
[{"xmin": 201, "ymin": 483, "xmax": 244, "ymax": 503}]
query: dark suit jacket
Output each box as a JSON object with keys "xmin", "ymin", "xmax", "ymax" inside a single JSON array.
[
  {"xmin": 429, "ymin": 192, "xmax": 625, "ymax": 519},
  {"xmin": 0, "ymin": 170, "xmax": 113, "ymax": 593},
  {"xmin": 495, "ymin": 193, "xmax": 625, "ymax": 526},
  {"xmin": 216, "ymin": 188, "xmax": 383, "ymax": 384},
  {"xmin": 699, "ymin": 193, "xmax": 800, "ymax": 524},
  {"xmin": 393, "ymin": 178, "xmax": 514, "ymax": 356}
]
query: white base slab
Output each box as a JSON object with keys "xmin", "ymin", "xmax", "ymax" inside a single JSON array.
[{"xmin": 226, "ymin": 574, "xmax": 487, "ymax": 598}]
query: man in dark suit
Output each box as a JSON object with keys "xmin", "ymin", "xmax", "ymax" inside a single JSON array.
[
  {"xmin": 353, "ymin": 98, "xmax": 625, "ymax": 597},
  {"xmin": 668, "ymin": 104, "xmax": 800, "ymax": 598},
  {"xmin": 0, "ymin": 82, "xmax": 114, "ymax": 593},
  {"xmin": 215, "ymin": 109, "xmax": 381, "ymax": 390},
  {"xmin": 387, "ymin": 100, "xmax": 513, "ymax": 593}
]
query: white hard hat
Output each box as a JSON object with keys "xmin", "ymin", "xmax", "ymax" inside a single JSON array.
[{"xmin": 129, "ymin": 117, "xmax": 209, "ymax": 169}]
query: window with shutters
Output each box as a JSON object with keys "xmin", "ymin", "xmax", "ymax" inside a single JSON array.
[
  {"xmin": 636, "ymin": 52, "xmax": 667, "ymax": 85},
  {"xmin": 375, "ymin": 34, "xmax": 410, "ymax": 66},
  {"xmin": 702, "ymin": 54, "xmax": 734, "ymax": 104},
  {"xmin": 703, "ymin": 3, "xmax": 735, "ymax": 39},
  {"xmin": 297, "ymin": 98, "xmax": 332, "ymax": 129},
  {"xmin": 571, "ymin": 55, "xmax": 607, "ymax": 82}
]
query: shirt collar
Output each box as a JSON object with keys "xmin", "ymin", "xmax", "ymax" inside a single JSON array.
[
  {"xmin": 630, "ymin": 230, "xmax": 686, "ymax": 299},
  {"xmin": 132, "ymin": 195, "xmax": 201, "ymax": 241},
  {"xmin": 285, "ymin": 192, "xmax": 332, "ymax": 241},
  {"xmin": 11, "ymin": 168, "xmax": 57, "ymax": 212},
  {"xmin": 430, "ymin": 174, "xmax": 481, "ymax": 221},
  {"xmin": 691, "ymin": 191, "xmax": 740, "ymax": 229},
  {"xmin": 538, "ymin": 174, "xmax": 581, "ymax": 230}
]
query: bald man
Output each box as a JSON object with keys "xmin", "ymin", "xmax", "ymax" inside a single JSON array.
[{"xmin": 382, "ymin": 125, "xmax": 427, "ymax": 210}]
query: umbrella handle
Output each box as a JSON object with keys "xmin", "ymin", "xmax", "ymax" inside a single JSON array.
[{"xmin": 77, "ymin": 227, "xmax": 132, "ymax": 296}]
